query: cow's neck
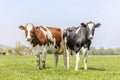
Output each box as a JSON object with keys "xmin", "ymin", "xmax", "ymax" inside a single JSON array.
[
  {"xmin": 30, "ymin": 34, "xmax": 41, "ymax": 47},
  {"xmin": 83, "ymin": 30, "xmax": 92, "ymax": 50},
  {"xmin": 30, "ymin": 39, "xmax": 37, "ymax": 47}
]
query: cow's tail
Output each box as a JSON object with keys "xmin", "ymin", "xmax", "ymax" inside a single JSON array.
[{"xmin": 63, "ymin": 29, "xmax": 67, "ymax": 39}]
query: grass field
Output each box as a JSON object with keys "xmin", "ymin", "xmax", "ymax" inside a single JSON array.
[{"xmin": 0, "ymin": 55, "xmax": 120, "ymax": 80}]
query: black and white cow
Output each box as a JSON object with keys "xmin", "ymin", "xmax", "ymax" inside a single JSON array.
[{"xmin": 65, "ymin": 21, "xmax": 100, "ymax": 70}]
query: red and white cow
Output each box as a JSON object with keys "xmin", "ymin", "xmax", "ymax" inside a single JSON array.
[{"xmin": 19, "ymin": 23, "xmax": 66, "ymax": 69}]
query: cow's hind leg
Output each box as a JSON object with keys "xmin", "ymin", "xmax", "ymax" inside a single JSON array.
[
  {"xmin": 66, "ymin": 49, "xmax": 70, "ymax": 69},
  {"xmin": 63, "ymin": 51, "xmax": 67, "ymax": 68}
]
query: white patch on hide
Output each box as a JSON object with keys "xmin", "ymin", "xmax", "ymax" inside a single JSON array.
[
  {"xmin": 26, "ymin": 24, "xmax": 33, "ymax": 39},
  {"xmin": 40, "ymin": 26, "xmax": 56, "ymax": 46},
  {"xmin": 76, "ymin": 27, "xmax": 81, "ymax": 34},
  {"xmin": 88, "ymin": 23, "xmax": 94, "ymax": 31}
]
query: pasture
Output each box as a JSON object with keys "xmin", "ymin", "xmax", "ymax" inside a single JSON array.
[{"xmin": 0, "ymin": 55, "xmax": 120, "ymax": 80}]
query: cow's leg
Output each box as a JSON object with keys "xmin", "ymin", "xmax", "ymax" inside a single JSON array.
[
  {"xmin": 75, "ymin": 48, "xmax": 80, "ymax": 71},
  {"xmin": 66, "ymin": 49, "xmax": 70, "ymax": 69},
  {"xmin": 35, "ymin": 55, "xmax": 40, "ymax": 70},
  {"xmin": 63, "ymin": 50, "xmax": 67, "ymax": 68},
  {"xmin": 33, "ymin": 47, "xmax": 41, "ymax": 70},
  {"xmin": 83, "ymin": 48, "xmax": 88, "ymax": 70},
  {"xmin": 42, "ymin": 53, "xmax": 46, "ymax": 69},
  {"xmin": 75, "ymin": 52, "xmax": 80, "ymax": 71},
  {"xmin": 42, "ymin": 48, "xmax": 47, "ymax": 69},
  {"xmin": 54, "ymin": 53, "xmax": 58, "ymax": 66}
]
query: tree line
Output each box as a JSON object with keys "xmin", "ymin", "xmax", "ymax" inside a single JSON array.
[
  {"xmin": 0, "ymin": 42, "xmax": 120, "ymax": 55},
  {"xmin": 89, "ymin": 47, "xmax": 120, "ymax": 55},
  {"xmin": 0, "ymin": 41, "xmax": 32, "ymax": 55}
]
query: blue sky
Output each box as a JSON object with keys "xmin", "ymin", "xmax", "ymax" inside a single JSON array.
[{"xmin": 0, "ymin": 0, "xmax": 120, "ymax": 49}]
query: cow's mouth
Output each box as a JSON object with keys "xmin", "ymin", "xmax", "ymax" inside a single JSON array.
[{"xmin": 88, "ymin": 35, "xmax": 94, "ymax": 40}]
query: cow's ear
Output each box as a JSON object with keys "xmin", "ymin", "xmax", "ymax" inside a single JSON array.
[
  {"xmin": 19, "ymin": 25, "xmax": 25, "ymax": 30},
  {"xmin": 95, "ymin": 23, "xmax": 101, "ymax": 28},
  {"xmin": 81, "ymin": 23, "xmax": 86, "ymax": 27}
]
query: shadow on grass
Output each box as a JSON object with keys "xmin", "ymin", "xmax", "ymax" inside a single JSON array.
[
  {"xmin": 44, "ymin": 67, "xmax": 52, "ymax": 69},
  {"xmin": 24, "ymin": 66, "xmax": 52, "ymax": 71},
  {"xmin": 37, "ymin": 67, "xmax": 52, "ymax": 70},
  {"xmin": 80, "ymin": 67, "xmax": 105, "ymax": 71}
]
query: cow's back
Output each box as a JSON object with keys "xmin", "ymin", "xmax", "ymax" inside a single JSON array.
[
  {"xmin": 48, "ymin": 27, "xmax": 63, "ymax": 47},
  {"xmin": 34, "ymin": 27, "xmax": 49, "ymax": 46},
  {"xmin": 66, "ymin": 27, "xmax": 79, "ymax": 50}
]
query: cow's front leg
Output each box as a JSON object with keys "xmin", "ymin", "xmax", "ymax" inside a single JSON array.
[
  {"xmin": 42, "ymin": 61, "xmax": 45, "ymax": 69},
  {"xmin": 83, "ymin": 48, "xmax": 88, "ymax": 70},
  {"xmin": 33, "ymin": 47, "xmax": 41, "ymax": 70},
  {"xmin": 75, "ymin": 52, "xmax": 80, "ymax": 71},
  {"xmin": 42, "ymin": 51, "xmax": 47, "ymax": 69},
  {"xmin": 36, "ymin": 55, "xmax": 40, "ymax": 70},
  {"xmin": 54, "ymin": 53, "xmax": 58, "ymax": 66},
  {"xmin": 75, "ymin": 47, "xmax": 80, "ymax": 71}
]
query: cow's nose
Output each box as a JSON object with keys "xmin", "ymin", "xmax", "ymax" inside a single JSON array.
[
  {"xmin": 26, "ymin": 38, "xmax": 31, "ymax": 41},
  {"xmin": 89, "ymin": 35, "xmax": 93, "ymax": 39}
]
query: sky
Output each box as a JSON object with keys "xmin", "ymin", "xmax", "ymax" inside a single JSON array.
[{"xmin": 0, "ymin": 0, "xmax": 120, "ymax": 49}]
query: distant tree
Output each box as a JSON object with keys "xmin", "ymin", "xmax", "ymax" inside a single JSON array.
[
  {"xmin": 0, "ymin": 48, "xmax": 3, "ymax": 52},
  {"xmin": 5, "ymin": 48, "xmax": 12, "ymax": 55},
  {"xmin": 14, "ymin": 41, "xmax": 22, "ymax": 55},
  {"xmin": 89, "ymin": 47, "xmax": 97, "ymax": 55},
  {"xmin": 20, "ymin": 45, "xmax": 32, "ymax": 55},
  {"xmin": 106, "ymin": 48, "xmax": 114, "ymax": 55},
  {"xmin": 114, "ymin": 48, "xmax": 120, "ymax": 55},
  {"xmin": 88, "ymin": 47, "xmax": 120, "ymax": 55}
]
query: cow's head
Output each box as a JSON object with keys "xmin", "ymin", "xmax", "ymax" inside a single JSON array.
[
  {"xmin": 81, "ymin": 21, "xmax": 100, "ymax": 40},
  {"xmin": 19, "ymin": 23, "xmax": 35, "ymax": 42}
]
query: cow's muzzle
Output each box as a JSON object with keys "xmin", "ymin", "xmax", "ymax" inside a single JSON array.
[
  {"xmin": 26, "ymin": 38, "xmax": 31, "ymax": 41},
  {"xmin": 89, "ymin": 35, "xmax": 93, "ymax": 40}
]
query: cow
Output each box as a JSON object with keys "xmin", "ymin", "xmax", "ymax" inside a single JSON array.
[
  {"xmin": 64, "ymin": 21, "xmax": 100, "ymax": 70},
  {"xmin": 19, "ymin": 23, "xmax": 66, "ymax": 70}
]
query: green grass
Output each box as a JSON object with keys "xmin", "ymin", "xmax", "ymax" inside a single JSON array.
[{"xmin": 0, "ymin": 55, "xmax": 120, "ymax": 80}]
